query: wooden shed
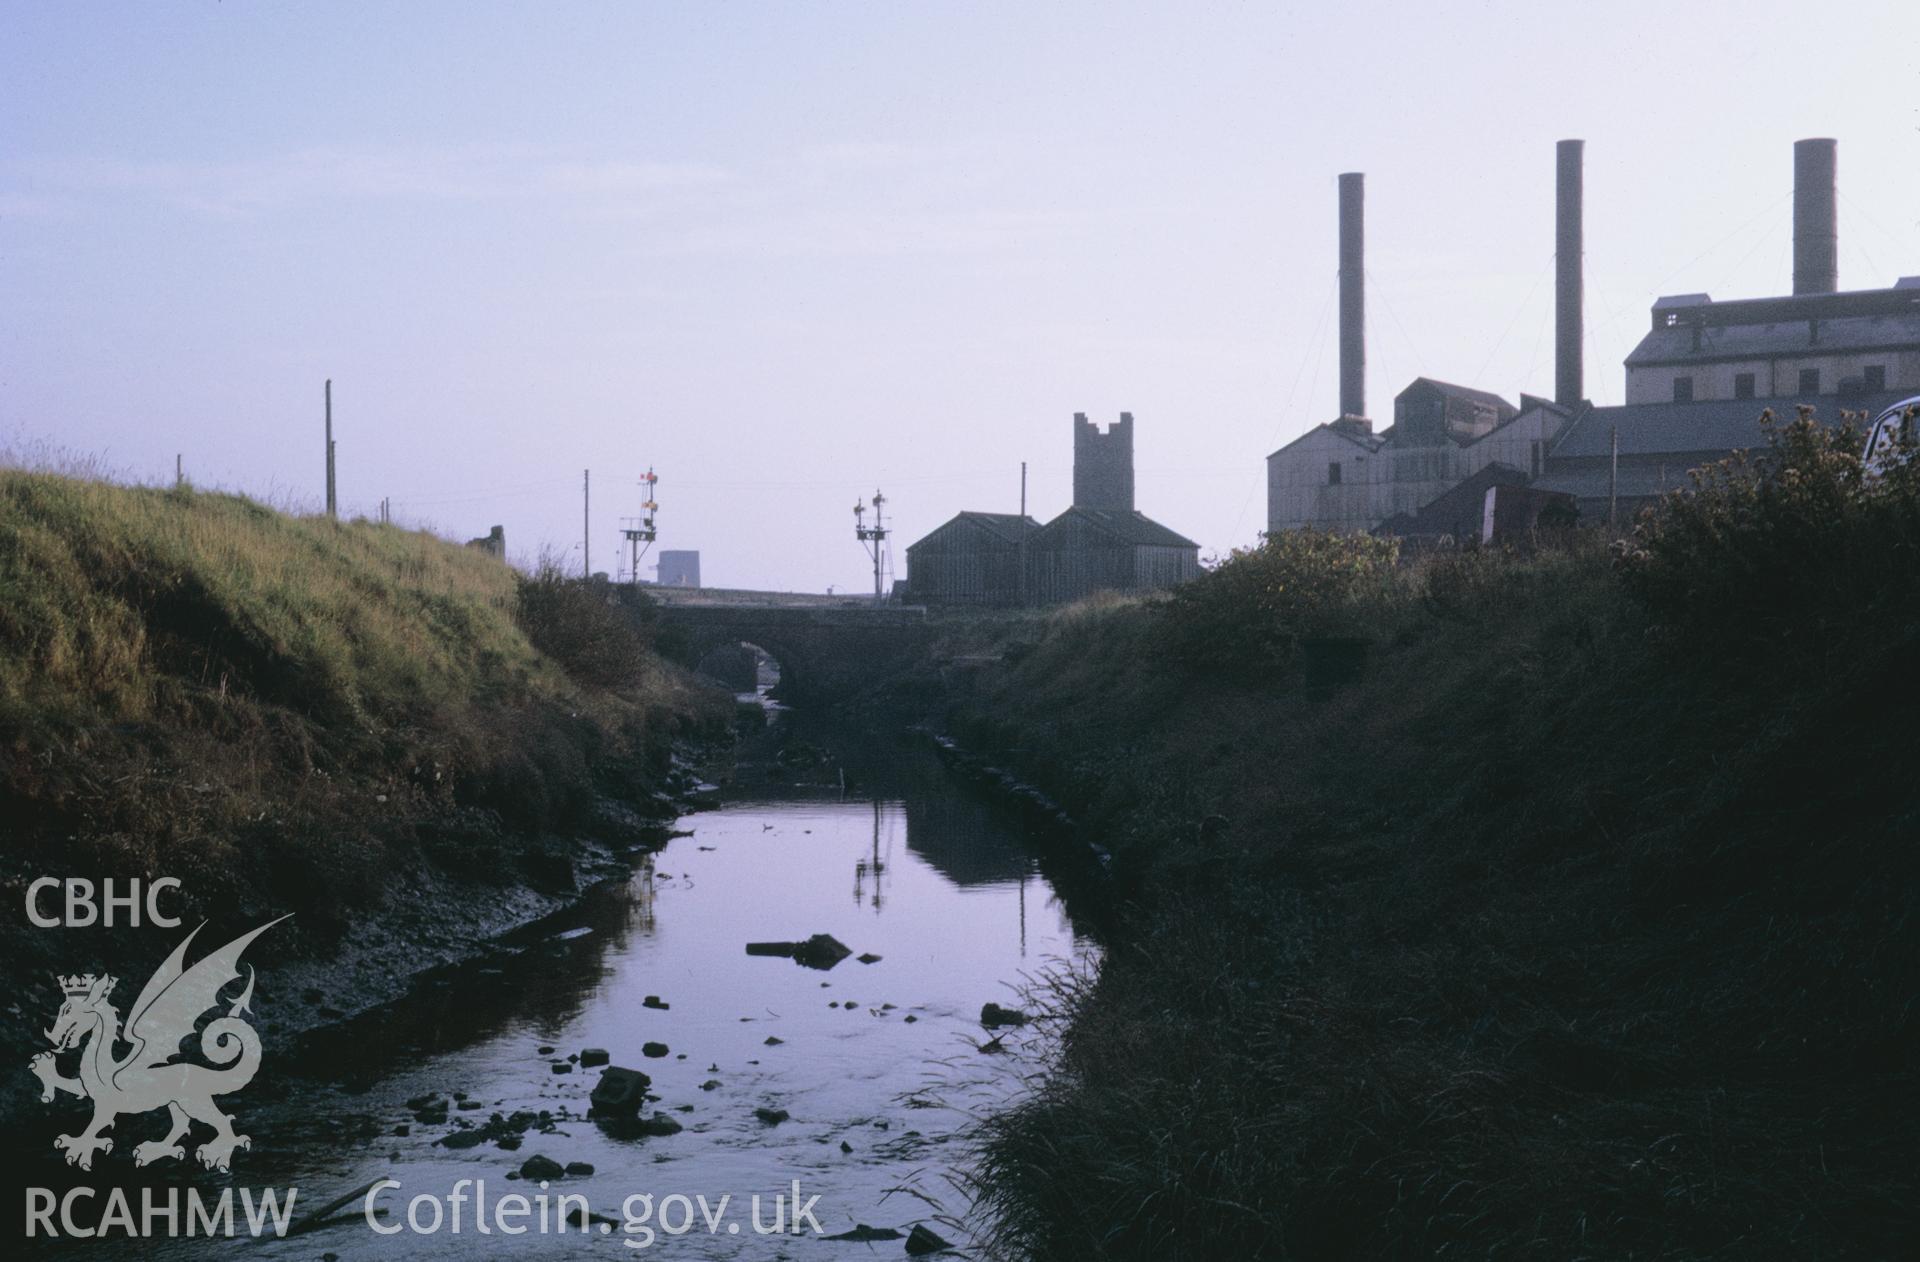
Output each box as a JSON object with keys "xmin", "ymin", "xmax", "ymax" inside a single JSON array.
[
  {"xmin": 903, "ymin": 511, "xmax": 1040, "ymax": 606},
  {"xmin": 1027, "ymin": 507, "xmax": 1200, "ymax": 605}
]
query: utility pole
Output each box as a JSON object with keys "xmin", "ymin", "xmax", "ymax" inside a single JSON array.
[
  {"xmin": 1018, "ymin": 461, "xmax": 1028, "ymax": 608},
  {"xmin": 324, "ymin": 379, "xmax": 337, "ymax": 520},
  {"xmin": 175, "ymin": 454, "xmax": 183, "ymax": 489},
  {"xmin": 853, "ymin": 489, "xmax": 890, "ymax": 605},
  {"xmin": 583, "ymin": 468, "xmax": 591, "ymax": 578},
  {"xmin": 1608, "ymin": 425, "xmax": 1619, "ymax": 530}
]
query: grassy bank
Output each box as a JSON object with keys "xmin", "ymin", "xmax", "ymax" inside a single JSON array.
[
  {"xmin": 954, "ymin": 414, "xmax": 1918, "ymax": 1258},
  {"xmin": 0, "ymin": 464, "xmax": 730, "ymax": 946}
]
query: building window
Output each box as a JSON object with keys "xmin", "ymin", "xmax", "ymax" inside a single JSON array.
[
  {"xmin": 1799, "ymin": 367, "xmax": 1820, "ymax": 394},
  {"xmin": 1734, "ymin": 372, "xmax": 1755, "ymax": 399},
  {"xmin": 1864, "ymin": 364, "xmax": 1887, "ymax": 391},
  {"xmin": 1327, "ymin": 462, "xmax": 1342, "ymax": 485},
  {"xmin": 1672, "ymin": 376, "xmax": 1695, "ymax": 403}
]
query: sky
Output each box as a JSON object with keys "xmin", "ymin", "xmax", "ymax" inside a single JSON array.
[{"xmin": 4, "ymin": 1, "xmax": 1918, "ymax": 591}]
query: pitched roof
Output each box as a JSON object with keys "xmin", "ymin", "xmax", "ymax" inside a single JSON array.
[
  {"xmin": 905, "ymin": 511, "xmax": 1039, "ymax": 552},
  {"xmin": 949, "ymin": 511, "xmax": 1040, "ymax": 544},
  {"xmin": 1267, "ymin": 419, "xmax": 1386, "ymax": 460},
  {"xmin": 1547, "ymin": 392, "xmax": 1911, "ymax": 460},
  {"xmin": 1400, "ymin": 377, "xmax": 1517, "ymax": 414},
  {"xmin": 1626, "ymin": 312, "xmax": 1920, "ymax": 367},
  {"xmin": 1036, "ymin": 506, "xmax": 1199, "ymax": 550}
]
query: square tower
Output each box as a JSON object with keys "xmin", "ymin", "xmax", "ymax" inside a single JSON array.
[{"xmin": 1072, "ymin": 411, "xmax": 1135, "ymax": 511}]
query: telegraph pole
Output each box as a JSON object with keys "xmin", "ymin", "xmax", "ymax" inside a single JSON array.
[
  {"xmin": 583, "ymin": 469, "xmax": 591, "ymax": 578},
  {"xmin": 1608, "ymin": 425, "xmax": 1619, "ymax": 530},
  {"xmin": 324, "ymin": 379, "xmax": 337, "ymax": 520}
]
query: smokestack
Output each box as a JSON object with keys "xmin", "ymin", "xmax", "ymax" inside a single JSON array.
[
  {"xmin": 1793, "ymin": 138, "xmax": 1837, "ymax": 296},
  {"xmin": 1555, "ymin": 140, "xmax": 1584, "ymax": 408},
  {"xmin": 1338, "ymin": 172, "xmax": 1365, "ymax": 418}
]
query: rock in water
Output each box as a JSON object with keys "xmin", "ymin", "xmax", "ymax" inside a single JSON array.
[
  {"xmin": 519, "ymin": 1154, "xmax": 565, "ymax": 1182},
  {"xmin": 642, "ymin": 1042, "xmax": 670, "ymax": 1058},
  {"xmin": 792, "ymin": 933, "xmax": 852, "ymax": 969},
  {"xmin": 588, "ymin": 1066, "xmax": 652, "ymax": 1118},
  {"xmin": 753, "ymin": 1107, "xmax": 790, "ymax": 1125},
  {"xmin": 906, "ymin": 1223, "xmax": 954, "ymax": 1254},
  {"xmin": 579, "ymin": 1047, "xmax": 610, "ymax": 1067},
  {"xmin": 642, "ymin": 995, "xmax": 669, "ymax": 1010},
  {"xmin": 824, "ymin": 1224, "xmax": 902, "ymax": 1241},
  {"xmin": 980, "ymin": 1002, "xmax": 1028, "ymax": 1029},
  {"xmin": 745, "ymin": 934, "xmax": 853, "ymax": 970}
]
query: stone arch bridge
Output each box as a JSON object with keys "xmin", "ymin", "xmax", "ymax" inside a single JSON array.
[{"xmin": 637, "ymin": 590, "xmax": 935, "ymax": 705}]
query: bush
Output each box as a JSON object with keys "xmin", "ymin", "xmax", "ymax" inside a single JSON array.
[
  {"xmin": 1158, "ymin": 528, "xmax": 1400, "ymax": 672},
  {"xmin": 512, "ymin": 564, "xmax": 653, "ymax": 688},
  {"xmin": 1614, "ymin": 407, "xmax": 1920, "ymax": 656}
]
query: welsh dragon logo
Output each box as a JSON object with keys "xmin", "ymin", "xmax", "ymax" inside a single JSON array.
[{"xmin": 29, "ymin": 916, "xmax": 290, "ymax": 1172}]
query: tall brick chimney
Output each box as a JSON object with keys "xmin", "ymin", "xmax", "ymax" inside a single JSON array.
[
  {"xmin": 1555, "ymin": 139, "xmax": 1584, "ymax": 407},
  {"xmin": 1338, "ymin": 173, "xmax": 1366, "ymax": 419},
  {"xmin": 1793, "ymin": 138, "xmax": 1838, "ymax": 296}
]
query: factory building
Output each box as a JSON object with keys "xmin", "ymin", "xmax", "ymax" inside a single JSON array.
[{"xmin": 1267, "ymin": 138, "xmax": 1920, "ymax": 540}]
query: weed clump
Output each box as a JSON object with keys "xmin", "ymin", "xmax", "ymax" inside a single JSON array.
[{"xmin": 1158, "ymin": 529, "xmax": 1400, "ymax": 672}]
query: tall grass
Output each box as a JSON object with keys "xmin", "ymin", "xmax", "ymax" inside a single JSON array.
[
  {"xmin": 0, "ymin": 469, "xmax": 552, "ymax": 731},
  {"xmin": 0, "ymin": 462, "xmax": 721, "ymax": 928}
]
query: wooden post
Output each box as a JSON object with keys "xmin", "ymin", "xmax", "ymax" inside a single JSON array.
[
  {"xmin": 1608, "ymin": 424, "xmax": 1619, "ymax": 529},
  {"xmin": 175, "ymin": 453, "xmax": 183, "ymax": 488},
  {"xmin": 324, "ymin": 379, "xmax": 337, "ymax": 520},
  {"xmin": 583, "ymin": 469, "xmax": 591, "ymax": 578}
]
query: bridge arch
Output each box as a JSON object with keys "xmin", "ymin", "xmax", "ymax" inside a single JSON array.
[{"xmin": 645, "ymin": 601, "xmax": 931, "ymax": 707}]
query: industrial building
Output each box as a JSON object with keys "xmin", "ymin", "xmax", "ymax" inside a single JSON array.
[
  {"xmin": 657, "ymin": 550, "xmax": 701, "ymax": 588},
  {"xmin": 1268, "ymin": 138, "xmax": 1920, "ymax": 538},
  {"xmin": 906, "ymin": 412, "xmax": 1200, "ymax": 605}
]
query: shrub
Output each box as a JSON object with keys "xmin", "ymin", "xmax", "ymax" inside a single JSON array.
[
  {"xmin": 1613, "ymin": 407, "xmax": 1920, "ymax": 657},
  {"xmin": 1158, "ymin": 528, "xmax": 1400, "ymax": 672},
  {"xmin": 512, "ymin": 563, "xmax": 653, "ymax": 688}
]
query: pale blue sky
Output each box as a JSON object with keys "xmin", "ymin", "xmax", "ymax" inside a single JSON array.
[{"xmin": 5, "ymin": 2, "xmax": 1917, "ymax": 589}]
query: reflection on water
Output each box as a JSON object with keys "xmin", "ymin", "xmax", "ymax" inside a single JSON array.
[{"xmin": 20, "ymin": 730, "xmax": 1094, "ymax": 1258}]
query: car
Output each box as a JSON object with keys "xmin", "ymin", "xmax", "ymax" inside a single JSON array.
[{"xmin": 1863, "ymin": 395, "xmax": 1920, "ymax": 478}]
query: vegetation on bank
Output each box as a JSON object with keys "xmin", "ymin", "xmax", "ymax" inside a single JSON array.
[
  {"xmin": 959, "ymin": 412, "xmax": 1918, "ymax": 1259},
  {"xmin": 0, "ymin": 464, "xmax": 728, "ymax": 938}
]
